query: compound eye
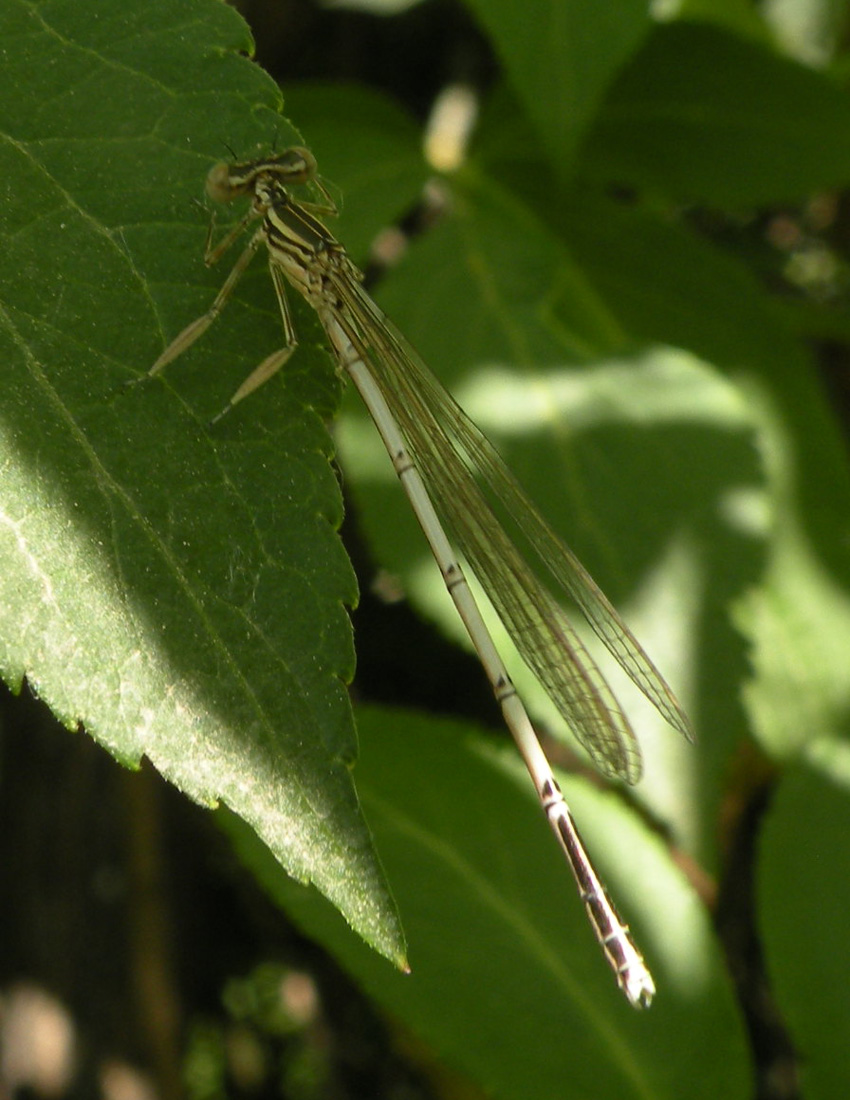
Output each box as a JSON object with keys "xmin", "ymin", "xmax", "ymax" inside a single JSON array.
[
  {"xmin": 273, "ymin": 146, "xmax": 318, "ymax": 184},
  {"xmin": 206, "ymin": 162, "xmax": 242, "ymax": 204}
]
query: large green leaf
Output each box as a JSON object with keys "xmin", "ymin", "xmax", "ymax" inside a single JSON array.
[
  {"xmin": 224, "ymin": 705, "xmax": 750, "ymax": 1100},
  {"xmin": 0, "ymin": 0, "xmax": 429, "ymax": 965},
  {"xmin": 760, "ymin": 751, "xmax": 850, "ymax": 1100},
  {"xmin": 461, "ymin": 0, "xmax": 651, "ymax": 177},
  {"xmin": 584, "ymin": 20, "xmax": 850, "ymax": 205}
]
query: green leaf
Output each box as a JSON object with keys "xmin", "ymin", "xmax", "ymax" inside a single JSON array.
[
  {"xmin": 731, "ymin": 379, "xmax": 850, "ymax": 759},
  {"xmin": 584, "ymin": 21, "xmax": 850, "ymax": 205},
  {"xmin": 760, "ymin": 753, "xmax": 850, "ymax": 1098},
  {"xmin": 555, "ymin": 186, "xmax": 799, "ymax": 373},
  {"xmin": 671, "ymin": 0, "xmax": 772, "ymax": 43},
  {"xmin": 224, "ymin": 705, "xmax": 750, "ymax": 1100},
  {"xmin": 548, "ymin": 185, "xmax": 850, "ymax": 767},
  {"xmin": 461, "ymin": 0, "xmax": 651, "ymax": 177},
  {"xmin": 0, "ymin": 0, "xmax": 429, "ymax": 966}
]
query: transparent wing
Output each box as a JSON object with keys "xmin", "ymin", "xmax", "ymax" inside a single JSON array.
[{"xmin": 334, "ymin": 277, "xmax": 693, "ymax": 783}]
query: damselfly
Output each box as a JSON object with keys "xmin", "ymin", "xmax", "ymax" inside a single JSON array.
[{"xmin": 144, "ymin": 146, "xmax": 693, "ymax": 1007}]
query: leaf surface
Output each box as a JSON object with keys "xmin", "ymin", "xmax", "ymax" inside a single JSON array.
[{"xmin": 0, "ymin": 0, "xmax": 427, "ymax": 965}]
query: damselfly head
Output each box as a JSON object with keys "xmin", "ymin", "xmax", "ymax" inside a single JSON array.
[{"xmin": 206, "ymin": 147, "xmax": 318, "ymax": 205}]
